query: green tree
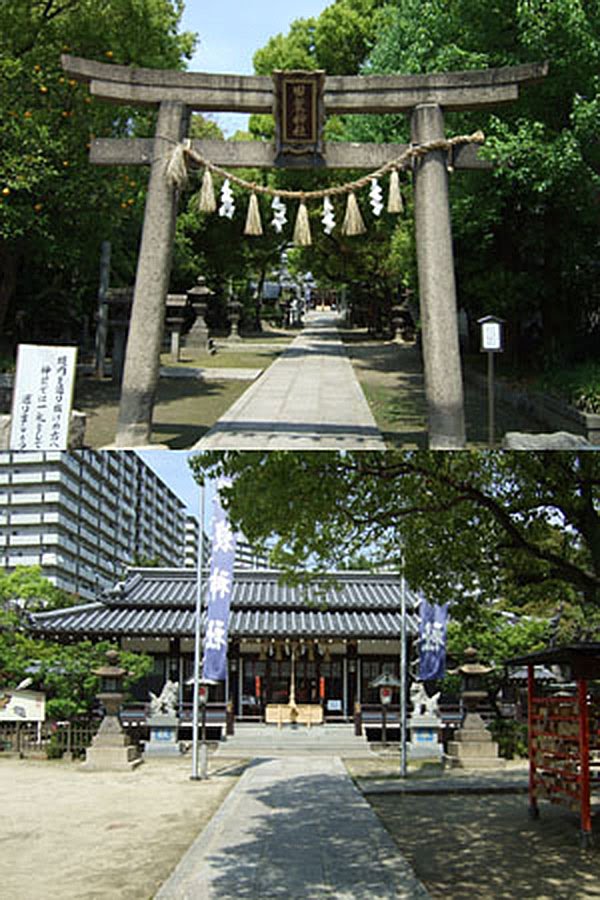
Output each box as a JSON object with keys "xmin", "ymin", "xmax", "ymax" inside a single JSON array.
[
  {"xmin": 253, "ymin": 1, "xmax": 388, "ymax": 77},
  {"xmin": 0, "ymin": 0, "xmax": 195, "ymax": 343},
  {"xmin": 0, "ymin": 565, "xmax": 76, "ymax": 611},
  {"xmin": 348, "ymin": 0, "xmax": 600, "ymax": 365},
  {"xmin": 190, "ymin": 451, "xmax": 600, "ymax": 617},
  {"xmin": 0, "ymin": 566, "xmax": 151, "ymax": 718},
  {"xmin": 176, "ymin": 168, "xmax": 293, "ymax": 330},
  {"xmin": 27, "ymin": 640, "xmax": 152, "ymax": 720}
]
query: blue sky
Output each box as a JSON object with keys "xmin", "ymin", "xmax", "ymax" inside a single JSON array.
[{"xmin": 180, "ymin": 0, "xmax": 332, "ymax": 133}]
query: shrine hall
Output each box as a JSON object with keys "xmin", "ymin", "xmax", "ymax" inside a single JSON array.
[{"xmin": 30, "ymin": 567, "xmax": 420, "ymax": 723}]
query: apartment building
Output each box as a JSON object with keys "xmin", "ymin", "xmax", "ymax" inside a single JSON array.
[
  {"xmin": 184, "ymin": 513, "xmax": 269, "ymax": 571},
  {"xmin": 0, "ymin": 451, "xmax": 188, "ymax": 600}
]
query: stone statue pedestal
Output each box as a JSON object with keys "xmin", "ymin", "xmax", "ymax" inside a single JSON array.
[
  {"xmin": 446, "ymin": 711, "xmax": 506, "ymax": 770},
  {"xmin": 145, "ymin": 715, "xmax": 180, "ymax": 756},
  {"xmin": 82, "ymin": 714, "xmax": 142, "ymax": 770},
  {"xmin": 408, "ymin": 714, "xmax": 443, "ymax": 759}
]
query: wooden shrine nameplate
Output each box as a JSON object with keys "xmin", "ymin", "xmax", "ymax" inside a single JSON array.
[{"xmin": 273, "ymin": 70, "xmax": 326, "ymax": 167}]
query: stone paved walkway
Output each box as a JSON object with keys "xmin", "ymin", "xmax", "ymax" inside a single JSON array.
[
  {"xmin": 193, "ymin": 312, "xmax": 385, "ymax": 450},
  {"xmin": 155, "ymin": 756, "xmax": 430, "ymax": 900}
]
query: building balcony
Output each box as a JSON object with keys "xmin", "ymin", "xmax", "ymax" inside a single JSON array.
[
  {"xmin": 8, "ymin": 472, "xmax": 44, "ymax": 485},
  {"xmin": 9, "ymin": 512, "xmax": 43, "ymax": 526},
  {"xmin": 6, "ymin": 553, "xmax": 43, "ymax": 567},
  {"xmin": 79, "ymin": 546, "xmax": 97, "ymax": 565},
  {"xmin": 10, "ymin": 492, "xmax": 43, "ymax": 505},
  {"xmin": 60, "ymin": 454, "xmax": 80, "ymax": 475}
]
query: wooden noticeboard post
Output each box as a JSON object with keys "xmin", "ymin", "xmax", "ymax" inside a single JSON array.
[{"xmin": 478, "ymin": 315, "xmax": 504, "ymax": 447}]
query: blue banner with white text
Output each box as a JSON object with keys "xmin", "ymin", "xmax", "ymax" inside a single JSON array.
[
  {"xmin": 203, "ymin": 480, "xmax": 237, "ymax": 682},
  {"xmin": 418, "ymin": 599, "xmax": 449, "ymax": 681}
]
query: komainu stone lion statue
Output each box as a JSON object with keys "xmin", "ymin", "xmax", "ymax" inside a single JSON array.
[
  {"xmin": 149, "ymin": 679, "xmax": 179, "ymax": 717},
  {"xmin": 410, "ymin": 681, "xmax": 440, "ymax": 718}
]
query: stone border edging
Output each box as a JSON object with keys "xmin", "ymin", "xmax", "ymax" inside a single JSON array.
[{"xmin": 359, "ymin": 778, "xmax": 529, "ymax": 796}]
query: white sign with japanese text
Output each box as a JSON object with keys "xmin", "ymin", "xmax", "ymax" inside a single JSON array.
[
  {"xmin": 9, "ymin": 345, "xmax": 77, "ymax": 451},
  {"xmin": 0, "ymin": 689, "xmax": 46, "ymax": 722},
  {"xmin": 481, "ymin": 322, "xmax": 502, "ymax": 351}
]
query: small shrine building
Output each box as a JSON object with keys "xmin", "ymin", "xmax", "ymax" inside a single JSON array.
[{"xmin": 31, "ymin": 567, "xmax": 420, "ymax": 723}]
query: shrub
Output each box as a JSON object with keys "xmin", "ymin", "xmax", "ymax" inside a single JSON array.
[
  {"xmin": 539, "ymin": 362, "xmax": 600, "ymax": 413},
  {"xmin": 45, "ymin": 733, "xmax": 64, "ymax": 760},
  {"xmin": 489, "ymin": 717, "xmax": 528, "ymax": 759}
]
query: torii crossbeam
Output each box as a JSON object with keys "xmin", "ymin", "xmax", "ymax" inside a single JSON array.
[{"xmin": 63, "ymin": 55, "xmax": 547, "ymax": 449}]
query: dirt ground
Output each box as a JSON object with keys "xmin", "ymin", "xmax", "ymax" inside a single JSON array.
[
  {"xmin": 343, "ymin": 331, "xmax": 549, "ymax": 448},
  {"xmin": 0, "ymin": 756, "xmax": 244, "ymax": 900},
  {"xmin": 344, "ymin": 758, "xmax": 599, "ymax": 899},
  {"xmin": 2, "ymin": 754, "xmax": 598, "ymax": 899},
  {"xmin": 344, "ymin": 757, "xmax": 600, "ymax": 898},
  {"xmin": 73, "ymin": 336, "xmax": 290, "ymax": 449},
  {"xmin": 72, "ymin": 326, "xmax": 549, "ymax": 450},
  {"xmin": 75, "ymin": 376, "xmax": 250, "ymax": 449}
]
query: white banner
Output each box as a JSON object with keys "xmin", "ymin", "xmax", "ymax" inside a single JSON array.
[
  {"xmin": 9, "ymin": 345, "xmax": 77, "ymax": 451},
  {"xmin": 0, "ymin": 689, "xmax": 46, "ymax": 722}
]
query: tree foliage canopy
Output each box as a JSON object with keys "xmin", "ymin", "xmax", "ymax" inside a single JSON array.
[
  {"xmin": 253, "ymin": 0, "xmax": 387, "ymax": 76},
  {"xmin": 0, "ymin": 0, "xmax": 195, "ymax": 342},
  {"xmin": 347, "ymin": 0, "xmax": 600, "ymax": 363},
  {"xmin": 190, "ymin": 452, "xmax": 600, "ymax": 632},
  {"xmin": 247, "ymin": 0, "xmax": 600, "ymax": 361},
  {"xmin": 0, "ymin": 567, "xmax": 151, "ymax": 719}
]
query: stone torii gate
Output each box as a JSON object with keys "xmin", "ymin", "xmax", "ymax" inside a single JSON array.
[{"xmin": 63, "ymin": 55, "xmax": 547, "ymax": 449}]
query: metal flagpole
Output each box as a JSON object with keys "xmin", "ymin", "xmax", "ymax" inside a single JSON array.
[
  {"xmin": 400, "ymin": 565, "xmax": 408, "ymax": 778},
  {"xmin": 191, "ymin": 483, "xmax": 205, "ymax": 780}
]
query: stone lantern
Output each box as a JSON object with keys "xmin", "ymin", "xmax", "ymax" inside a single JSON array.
[
  {"xmin": 228, "ymin": 297, "xmax": 243, "ymax": 341},
  {"xmin": 459, "ymin": 646, "xmax": 492, "ymax": 713},
  {"xmin": 95, "ymin": 649, "xmax": 125, "ymax": 714},
  {"xmin": 390, "ymin": 303, "xmax": 404, "ymax": 341},
  {"xmin": 185, "ymin": 276, "xmax": 214, "ymax": 353},
  {"xmin": 82, "ymin": 650, "xmax": 142, "ymax": 771},
  {"xmin": 446, "ymin": 646, "xmax": 505, "ymax": 770},
  {"xmin": 106, "ymin": 287, "xmax": 134, "ymax": 384}
]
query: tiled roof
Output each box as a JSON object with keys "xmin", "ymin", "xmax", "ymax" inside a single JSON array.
[
  {"xmin": 30, "ymin": 567, "xmax": 421, "ymax": 639},
  {"xmin": 102, "ymin": 568, "xmax": 412, "ymax": 611}
]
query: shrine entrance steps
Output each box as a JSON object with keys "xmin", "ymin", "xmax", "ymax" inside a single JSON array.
[
  {"xmin": 193, "ymin": 311, "xmax": 386, "ymax": 450},
  {"xmin": 214, "ymin": 721, "xmax": 372, "ymax": 758}
]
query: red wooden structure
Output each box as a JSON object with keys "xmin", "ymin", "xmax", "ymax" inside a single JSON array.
[{"xmin": 509, "ymin": 644, "xmax": 600, "ymax": 848}]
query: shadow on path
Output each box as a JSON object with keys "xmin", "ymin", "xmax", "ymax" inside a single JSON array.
[
  {"xmin": 369, "ymin": 792, "xmax": 600, "ymax": 900},
  {"xmin": 158, "ymin": 762, "xmax": 428, "ymax": 900}
]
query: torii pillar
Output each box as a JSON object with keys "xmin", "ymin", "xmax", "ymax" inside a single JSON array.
[
  {"xmin": 62, "ymin": 56, "xmax": 547, "ymax": 448},
  {"xmin": 118, "ymin": 100, "xmax": 187, "ymax": 443},
  {"xmin": 411, "ymin": 103, "xmax": 464, "ymax": 447}
]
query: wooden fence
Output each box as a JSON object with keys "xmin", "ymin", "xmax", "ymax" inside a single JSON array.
[{"xmin": 0, "ymin": 721, "xmax": 99, "ymax": 758}]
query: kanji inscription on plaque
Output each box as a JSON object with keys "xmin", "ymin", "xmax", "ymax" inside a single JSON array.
[{"xmin": 274, "ymin": 70, "xmax": 325, "ymax": 161}]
